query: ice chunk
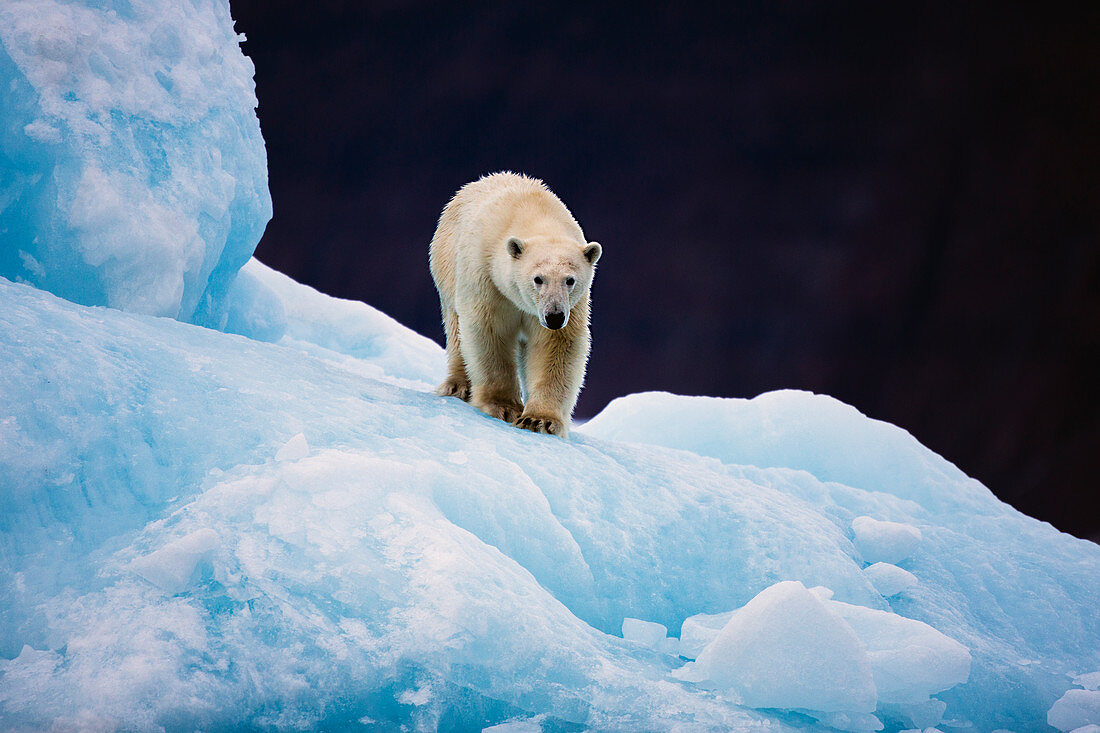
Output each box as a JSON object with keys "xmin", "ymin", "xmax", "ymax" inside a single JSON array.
[
  {"xmin": 675, "ymin": 585, "xmax": 969, "ymax": 709},
  {"xmin": 621, "ymin": 618, "xmax": 678, "ymax": 654},
  {"xmin": 1069, "ymin": 726, "xmax": 1100, "ymax": 733},
  {"xmin": 880, "ymin": 698, "xmax": 948, "ymax": 729},
  {"xmin": 128, "ymin": 528, "xmax": 219, "ymax": 593},
  {"xmin": 828, "ymin": 599, "xmax": 970, "ymax": 704},
  {"xmin": 578, "ymin": 390, "xmax": 983, "ymax": 511},
  {"xmin": 622, "ymin": 618, "xmax": 667, "ymax": 649},
  {"xmin": 1049, "ymin": 690, "xmax": 1100, "ymax": 731},
  {"xmin": 275, "ymin": 433, "xmax": 310, "ymax": 462},
  {"xmin": 0, "ymin": 0, "xmax": 271, "ymax": 326},
  {"xmin": 863, "ymin": 562, "xmax": 918, "ymax": 597},
  {"xmin": 482, "ymin": 715, "xmax": 547, "ymax": 732},
  {"xmin": 1075, "ymin": 672, "xmax": 1100, "ymax": 691},
  {"xmin": 678, "ymin": 610, "xmax": 736, "ymax": 660},
  {"xmin": 808, "ymin": 709, "xmax": 884, "ymax": 731},
  {"xmin": 852, "ymin": 516, "xmax": 923, "ymax": 564},
  {"xmin": 674, "ymin": 581, "xmax": 877, "ymax": 713}
]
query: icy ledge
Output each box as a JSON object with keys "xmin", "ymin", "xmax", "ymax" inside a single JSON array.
[{"xmin": 1, "ymin": 265, "xmax": 1098, "ymax": 731}]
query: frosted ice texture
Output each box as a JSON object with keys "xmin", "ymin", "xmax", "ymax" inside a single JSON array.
[
  {"xmin": 0, "ymin": 0, "xmax": 271, "ymax": 326},
  {"xmin": 0, "ymin": 273, "xmax": 1097, "ymax": 730}
]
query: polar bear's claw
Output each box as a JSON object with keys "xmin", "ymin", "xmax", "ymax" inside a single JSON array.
[
  {"xmin": 436, "ymin": 377, "xmax": 471, "ymax": 402},
  {"xmin": 514, "ymin": 414, "xmax": 564, "ymax": 436},
  {"xmin": 481, "ymin": 400, "xmax": 524, "ymax": 424}
]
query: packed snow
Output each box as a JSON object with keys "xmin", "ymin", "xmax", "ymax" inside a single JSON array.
[{"xmin": 2, "ymin": 0, "xmax": 1100, "ymax": 730}]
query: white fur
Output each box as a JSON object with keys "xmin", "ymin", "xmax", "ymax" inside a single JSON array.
[{"xmin": 429, "ymin": 172, "xmax": 601, "ymax": 437}]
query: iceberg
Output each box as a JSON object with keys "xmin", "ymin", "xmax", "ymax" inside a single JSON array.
[
  {"xmin": 2, "ymin": 263, "xmax": 1098, "ymax": 731},
  {"xmin": 1, "ymin": 0, "xmax": 1098, "ymax": 728},
  {"xmin": 0, "ymin": 0, "xmax": 271, "ymax": 327}
]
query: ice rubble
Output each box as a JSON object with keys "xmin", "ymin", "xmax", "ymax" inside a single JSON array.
[
  {"xmin": 0, "ymin": 0, "xmax": 270, "ymax": 326},
  {"xmin": 669, "ymin": 581, "xmax": 969, "ymax": 727}
]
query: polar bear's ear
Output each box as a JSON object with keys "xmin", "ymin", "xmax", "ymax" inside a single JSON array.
[
  {"xmin": 583, "ymin": 242, "xmax": 602, "ymax": 265},
  {"xmin": 506, "ymin": 237, "xmax": 524, "ymax": 259}
]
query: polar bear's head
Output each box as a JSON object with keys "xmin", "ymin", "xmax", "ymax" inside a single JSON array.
[{"xmin": 505, "ymin": 236, "xmax": 601, "ymax": 330}]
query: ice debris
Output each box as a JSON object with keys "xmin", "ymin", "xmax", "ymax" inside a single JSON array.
[
  {"xmin": 274, "ymin": 432, "xmax": 310, "ymax": 462},
  {"xmin": 1076, "ymin": 672, "xmax": 1100, "ymax": 692},
  {"xmin": 129, "ymin": 528, "xmax": 219, "ymax": 594},
  {"xmin": 852, "ymin": 516, "xmax": 923, "ymax": 564},
  {"xmin": 1049, "ymin": 689, "xmax": 1100, "ymax": 731},
  {"xmin": 622, "ymin": 618, "xmax": 678, "ymax": 655},
  {"xmin": 674, "ymin": 581, "xmax": 878, "ymax": 713},
  {"xmin": 863, "ymin": 562, "xmax": 918, "ymax": 597},
  {"xmin": 674, "ymin": 580, "xmax": 969, "ymax": 721}
]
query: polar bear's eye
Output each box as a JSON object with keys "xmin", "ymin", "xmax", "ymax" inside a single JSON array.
[
  {"xmin": 566, "ymin": 277, "xmax": 575, "ymax": 288},
  {"xmin": 533, "ymin": 276, "xmax": 543, "ymax": 286}
]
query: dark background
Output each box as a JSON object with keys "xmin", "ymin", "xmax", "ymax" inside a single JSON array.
[{"xmin": 231, "ymin": 1, "xmax": 1100, "ymax": 542}]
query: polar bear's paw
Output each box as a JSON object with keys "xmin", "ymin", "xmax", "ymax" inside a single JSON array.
[
  {"xmin": 514, "ymin": 412, "xmax": 566, "ymax": 437},
  {"xmin": 477, "ymin": 398, "xmax": 524, "ymax": 424},
  {"xmin": 436, "ymin": 376, "xmax": 471, "ymax": 401}
]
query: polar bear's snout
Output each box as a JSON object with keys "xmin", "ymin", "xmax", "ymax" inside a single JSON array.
[{"xmin": 543, "ymin": 308, "xmax": 567, "ymax": 330}]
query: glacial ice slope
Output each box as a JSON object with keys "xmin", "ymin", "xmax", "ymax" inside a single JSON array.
[
  {"xmin": 0, "ymin": 0, "xmax": 270, "ymax": 326},
  {"xmin": 0, "ymin": 267, "xmax": 1096, "ymax": 730}
]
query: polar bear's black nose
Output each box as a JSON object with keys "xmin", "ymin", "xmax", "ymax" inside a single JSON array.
[{"xmin": 544, "ymin": 311, "xmax": 566, "ymax": 330}]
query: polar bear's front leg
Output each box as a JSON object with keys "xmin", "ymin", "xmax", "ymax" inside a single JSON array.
[
  {"xmin": 436, "ymin": 306, "xmax": 471, "ymax": 401},
  {"xmin": 461, "ymin": 315, "xmax": 524, "ymax": 424},
  {"xmin": 516, "ymin": 301, "xmax": 591, "ymax": 437}
]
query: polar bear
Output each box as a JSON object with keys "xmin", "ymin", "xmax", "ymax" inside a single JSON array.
[{"xmin": 429, "ymin": 172, "xmax": 602, "ymax": 437}]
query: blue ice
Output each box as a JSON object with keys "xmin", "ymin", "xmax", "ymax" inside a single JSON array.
[
  {"xmin": 0, "ymin": 0, "xmax": 271, "ymax": 327},
  {"xmin": 2, "ymin": 263, "xmax": 1098, "ymax": 731}
]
